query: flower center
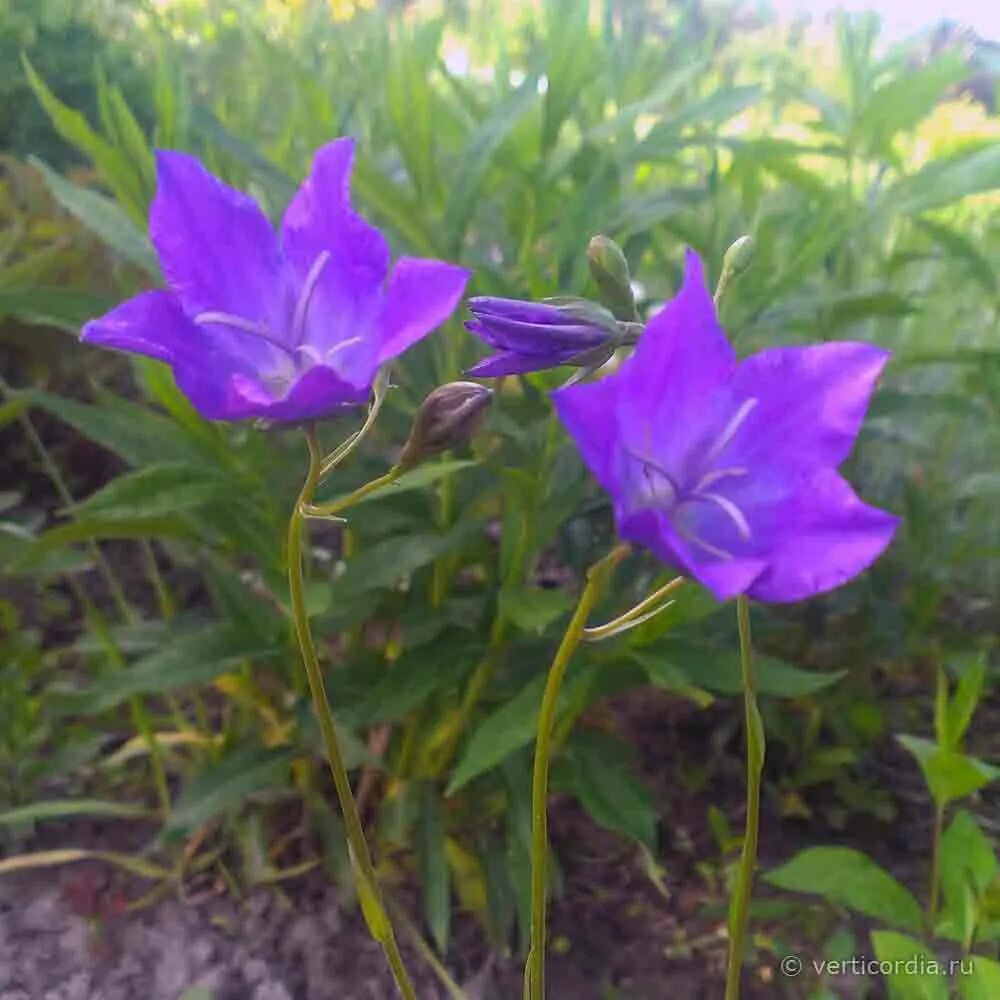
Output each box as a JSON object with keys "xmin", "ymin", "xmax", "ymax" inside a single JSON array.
[{"xmin": 629, "ymin": 396, "xmax": 758, "ymax": 561}]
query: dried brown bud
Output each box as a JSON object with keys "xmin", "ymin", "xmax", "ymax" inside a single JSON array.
[{"xmin": 398, "ymin": 381, "xmax": 492, "ymax": 469}]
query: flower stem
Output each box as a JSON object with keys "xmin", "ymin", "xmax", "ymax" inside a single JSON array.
[
  {"xmin": 724, "ymin": 595, "xmax": 764, "ymax": 1000},
  {"xmin": 927, "ymin": 802, "xmax": 945, "ymax": 932},
  {"xmin": 288, "ymin": 427, "xmax": 416, "ymax": 1000},
  {"xmin": 302, "ymin": 466, "xmax": 403, "ymax": 519},
  {"xmin": 524, "ymin": 543, "xmax": 630, "ymax": 1000}
]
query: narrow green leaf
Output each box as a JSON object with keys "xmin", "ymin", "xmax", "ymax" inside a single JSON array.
[
  {"xmin": 561, "ymin": 733, "xmax": 656, "ymax": 848},
  {"xmin": 447, "ymin": 663, "xmax": 598, "ymax": 794},
  {"xmin": 72, "ymin": 463, "xmax": 229, "ymax": 521},
  {"xmin": 162, "ymin": 745, "xmax": 295, "ymax": 841},
  {"xmin": 60, "ymin": 623, "xmax": 276, "ymax": 715},
  {"xmin": 0, "ymin": 799, "xmax": 149, "ymax": 826},
  {"xmin": 29, "ymin": 158, "xmax": 158, "ymax": 275},
  {"xmin": 417, "ymin": 784, "xmax": 451, "ymax": 953},
  {"xmin": 499, "ymin": 586, "xmax": 573, "ymax": 633},
  {"xmin": 766, "ymin": 847, "xmax": 923, "ymax": 932}
]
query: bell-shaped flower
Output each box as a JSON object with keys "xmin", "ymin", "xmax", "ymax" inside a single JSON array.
[
  {"xmin": 553, "ymin": 250, "xmax": 898, "ymax": 603},
  {"xmin": 82, "ymin": 138, "xmax": 470, "ymax": 423},
  {"xmin": 465, "ymin": 296, "xmax": 635, "ymax": 377}
]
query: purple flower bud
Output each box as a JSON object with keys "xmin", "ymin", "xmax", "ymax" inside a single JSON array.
[
  {"xmin": 464, "ymin": 296, "xmax": 629, "ymax": 377},
  {"xmin": 399, "ymin": 381, "xmax": 492, "ymax": 468}
]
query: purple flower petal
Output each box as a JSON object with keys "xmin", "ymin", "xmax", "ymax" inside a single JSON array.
[
  {"xmin": 617, "ymin": 507, "xmax": 766, "ymax": 602},
  {"xmin": 466, "ymin": 314, "xmax": 608, "ymax": 353},
  {"xmin": 746, "ymin": 468, "xmax": 898, "ymax": 603},
  {"xmin": 719, "ymin": 342, "xmax": 891, "ymax": 471},
  {"xmin": 616, "ymin": 249, "xmax": 736, "ymax": 471},
  {"xmin": 552, "ymin": 374, "xmax": 623, "ymax": 493},
  {"xmin": 469, "ymin": 298, "xmax": 570, "ymax": 325},
  {"xmin": 280, "ymin": 138, "xmax": 390, "ymax": 357},
  {"xmin": 150, "ymin": 151, "xmax": 283, "ymax": 337},
  {"xmin": 227, "ymin": 364, "xmax": 369, "ymax": 423},
  {"xmin": 377, "ymin": 257, "xmax": 471, "ymax": 366},
  {"xmin": 81, "ymin": 290, "xmax": 201, "ymax": 367}
]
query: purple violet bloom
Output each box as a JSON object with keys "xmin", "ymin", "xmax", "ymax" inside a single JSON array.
[
  {"xmin": 465, "ymin": 297, "xmax": 631, "ymax": 377},
  {"xmin": 553, "ymin": 250, "xmax": 898, "ymax": 604},
  {"xmin": 82, "ymin": 139, "xmax": 470, "ymax": 423}
]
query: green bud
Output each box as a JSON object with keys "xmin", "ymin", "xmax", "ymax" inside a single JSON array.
[
  {"xmin": 587, "ymin": 234, "xmax": 636, "ymax": 321},
  {"xmin": 399, "ymin": 381, "xmax": 492, "ymax": 469},
  {"xmin": 722, "ymin": 235, "xmax": 755, "ymax": 277}
]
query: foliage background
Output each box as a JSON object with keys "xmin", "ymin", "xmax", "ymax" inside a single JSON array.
[{"xmin": 1, "ymin": 0, "xmax": 999, "ymax": 995}]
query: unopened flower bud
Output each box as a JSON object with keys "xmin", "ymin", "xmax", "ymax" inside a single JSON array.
[
  {"xmin": 722, "ymin": 235, "xmax": 755, "ymax": 277},
  {"xmin": 399, "ymin": 381, "xmax": 492, "ymax": 469},
  {"xmin": 587, "ymin": 234, "xmax": 636, "ymax": 320}
]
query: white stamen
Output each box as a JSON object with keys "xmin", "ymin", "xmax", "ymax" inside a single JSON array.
[
  {"xmin": 703, "ymin": 397, "xmax": 758, "ymax": 466},
  {"xmin": 697, "ymin": 491, "xmax": 752, "ymax": 541},
  {"xmin": 292, "ymin": 250, "xmax": 331, "ymax": 346},
  {"xmin": 195, "ymin": 311, "xmax": 293, "ymax": 354},
  {"xmin": 324, "ymin": 336, "xmax": 363, "ymax": 360},
  {"xmin": 693, "ymin": 466, "xmax": 748, "ymax": 492},
  {"xmin": 675, "ymin": 520, "xmax": 734, "ymax": 561}
]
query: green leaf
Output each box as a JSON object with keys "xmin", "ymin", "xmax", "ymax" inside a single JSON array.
[
  {"xmin": 898, "ymin": 735, "xmax": 1000, "ymax": 807},
  {"xmin": 879, "ymin": 145, "xmax": 1000, "ymax": 216},
  {"xmin": 915, "ymin": 219, "xmax": 997, "ymax": 295},
  {"xmin": 766, "ymin": 847, "xmax": 923, "ymax": 932},
  {"xmin": 417, "ymin": 783, "xmax": 451, "ymax": 953},
  {"xmin": 939, "ymin": 810, "xmax": 998, "ymax": 946},
  {"xmin": 21, "ymin": 56, "xmax": 147, "ymax": 222},
  {"xmin": 560, "ymin": 733, "xmax": 656, "ymax": 848},
  {"xmin": 17, "ymin": 389, "xmax": 209, "ymax": 468},
  {"xmin": 60, "ymin": 623, "xmax": 276, "ymax": 715},
  {"xmin": 627, "ymin": 651, "xmax": 713, "ymax": 708},
  {"xmin": 499, "ymin": 586, "xmax": 573, "ymax": 633},
  {"xmin": 0, "ymin": 287, "xmax": 114, "ymax": 332},
  {"xmin": 447, "ymin": 663, "xmax": 598, "ymax": 794},
  {"xmin": 945, "ymin": 655, "xmax": 986, "ymax": 751},
  {"xmin": 0, "ymin": 799, "xmax": 149, "ymax": 826},
  {"xmin": 960, "ymin": 957, "xmax": 1000, "ymax": 1000},
  {"xmin": 854, "ymin": 53, "xmax": 965, "ymax": 158},
  {"xmin": 655, "ymin": 642, "xmax": 845, "ymax": 697},
  {"xmin": 11, "ymin": 516, "xmax": 195, "ymax": 572},
  {"xmin": 328, "ymin": 518, "xmax": 483, "ymax": 601},
  {"xmin": 71, "ymin": 463, "xmax": 229, "ymax": 521},
  {"xmin": 29, "ymin": 158, "xmax": 159, "ymax": 276},
  {"xmin": 349, "ymin": 634, "xmax": 480, "ymax": 726},
  {"xmin": 444, "ymin": 80, "xmax": 539, "ymax": 250},
  {"xmin": 869, "ymin": 931, "xmax": 948, "ymax": 1000},
  {"xmin": 162, "ymin": 745, "xmax": 295, "ymax": 841}
]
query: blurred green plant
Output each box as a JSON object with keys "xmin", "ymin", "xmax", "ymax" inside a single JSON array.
[
  {"xmin": 766, "ymin": 654, "xmax": 1000, "ymax": 999},
  {"xmin": 0, "ymin": 1, "xmax": 997, "ymax": 989}
]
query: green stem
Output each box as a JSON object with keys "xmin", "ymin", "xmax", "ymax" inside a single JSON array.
[
  {"xmin": 724, "ymin": 595, "xmax": 764, "ymax": 1000},
  {"xmin": 288, "ymin": 427, "xmax": 416, "ymax": 1000},
  {"xmin": 524, "ymin": 543, "xmax": 630, "ymax": 1000},
  {"xmin": 303, "ymin": 466, "xmax": 403, "ymax": 519},
  {"xmin": 927, "ymin": 802, "xmax": 944, "ymax": 933}
]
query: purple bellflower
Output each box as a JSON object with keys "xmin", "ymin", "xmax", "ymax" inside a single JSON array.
[
  {"xmin": 465, "ymin": 297, "xmax": 639, "ymax": 377},
  {"xmin": 554, "ymin": 250, "xmax": 898, "ymax": 604},
  {"xmin": 82, "ymin": 139, "xmax": 470, "ymax": 423}
]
